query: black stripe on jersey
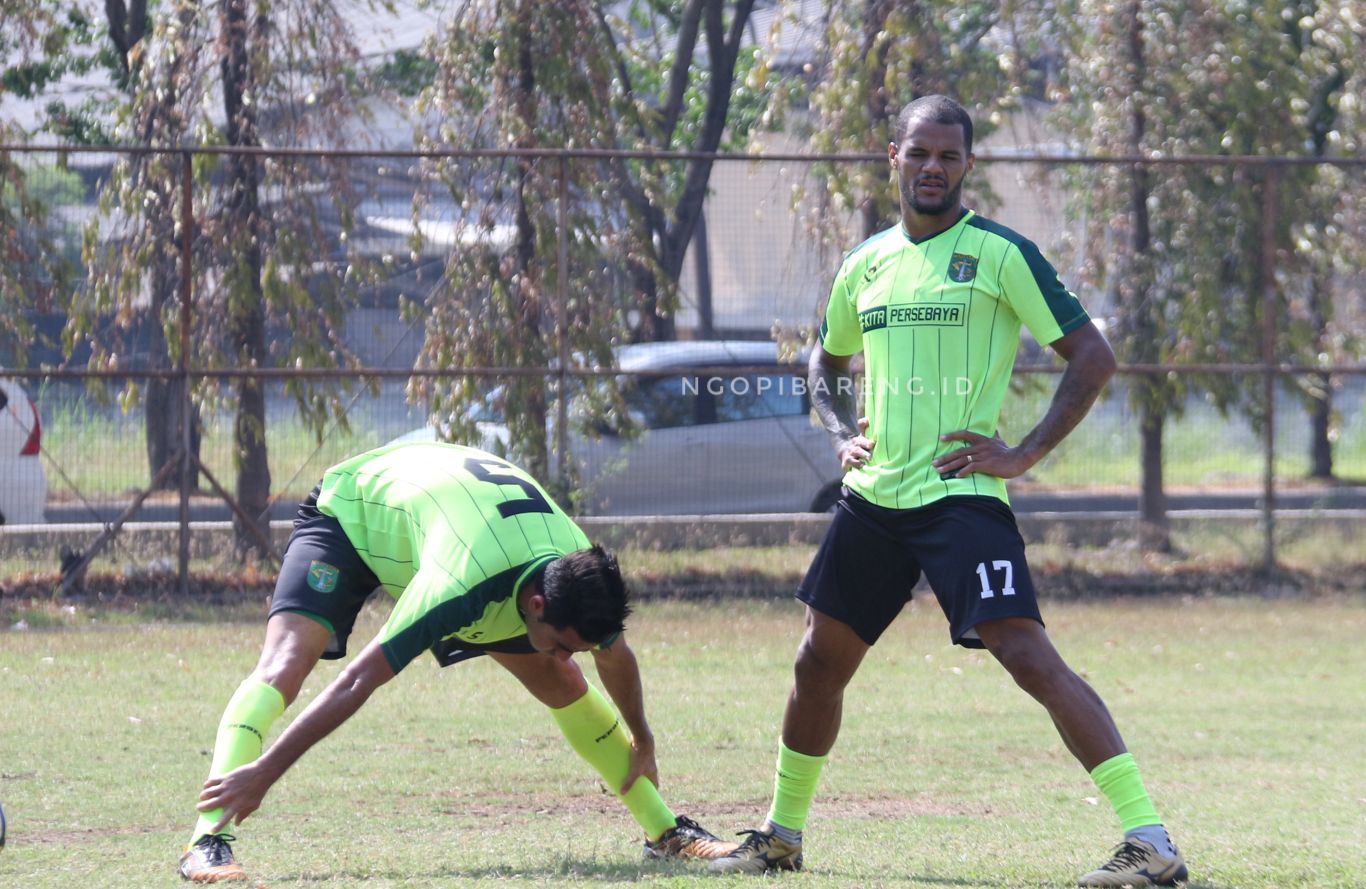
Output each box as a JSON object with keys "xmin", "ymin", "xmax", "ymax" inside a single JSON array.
[
  {"xmin": 440, "ymin": 458, "xmax": 580, "ymax": 569},
  {"xmin": 891, "ymin": 238, "xmax": 930, "ymax": 509},
  {"xmin": 381, "ymin": 562, "xmax": 528, "ymax": 673},
  {"xmin": 444, "ymin": 460, "xmax": 531, "ymax": 560},
  {"xmin": 965, "ymin": 215, "xmax": 1087, "ymax": 333},
  {"xmin": 927, "ymin": 224, "xmax": 972, "ymax": 501},
  {"xmin": 317, "ymin": 492, "xmax": 417, "ymax": 571}
]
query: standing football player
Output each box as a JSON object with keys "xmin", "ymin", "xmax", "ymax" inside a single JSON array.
[
  {"xmin": 178, "ymin": 442, "xmax": 733, "ymax": 882},
  {"xmin": 711, "ymin": 95, "xmax": 1188, "ymax": 888}
]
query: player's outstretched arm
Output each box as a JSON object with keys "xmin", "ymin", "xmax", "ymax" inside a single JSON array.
[
  {"xmin": 590, "ymin": 635, "xmax": 659, "ymax": 794},
  {"xmin": 199, "ymin": 638, "xmax": 397, "ymax": 832}
]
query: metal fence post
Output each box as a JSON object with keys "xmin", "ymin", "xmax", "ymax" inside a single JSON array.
[
  {"xmin": 555, "ymin": 156, "xmax": 570, "ymax": 485},
  {"xmin": 178, "ymin": 151, "xmax": 195, "ymax": 595},
  {"xmin": 1260, "ymin": 164, "xmax": 1281, "ymax": 575}
]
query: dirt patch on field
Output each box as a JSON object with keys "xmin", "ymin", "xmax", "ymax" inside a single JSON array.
[{"xmin": 18, "ymin": 824, "xmax": 170, "ymax": 846}]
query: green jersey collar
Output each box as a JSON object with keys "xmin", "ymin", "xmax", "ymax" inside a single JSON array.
[{"xmin": 900, "ymin": 207, "xmax": 972, "ymax": 245}]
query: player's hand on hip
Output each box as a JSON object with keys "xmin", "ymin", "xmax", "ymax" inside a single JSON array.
[
  {"xmin": 620, "ymin": 735, "xmax": 660, "ymax": 795},
  {"xmin": 838, "ymin": 418, "xmax": 876, "ymax": 471},
  {"xmin": 934, "ymin": 430, "xmax": 1029, "ymax": 479},
  {"xmin": 199, "ymin": 761, "xmax": 275, "ymax": 833}
]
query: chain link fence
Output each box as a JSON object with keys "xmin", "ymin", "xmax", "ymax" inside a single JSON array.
[{"xmin": 2, "ymin": 145, "xmax": 1364, "ymax": 591}]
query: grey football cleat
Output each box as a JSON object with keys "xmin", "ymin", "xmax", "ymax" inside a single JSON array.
[{"xmin": 1078, "ymin": 837, "xmax": 1188, "ymax": 887}]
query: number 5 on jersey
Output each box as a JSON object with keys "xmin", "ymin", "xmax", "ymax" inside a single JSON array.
[
  {"xmin": 464, "ymin": 457, "xmax": 554, "ymax": 518},
  {"xmin": 975, "ymin": 560, "xmax": 1016, "ymax": 599}
]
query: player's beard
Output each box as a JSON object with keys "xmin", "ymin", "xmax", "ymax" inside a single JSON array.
[{"xmin": 902, "ymin": 174, "xmax": 964, "ymax": 217}]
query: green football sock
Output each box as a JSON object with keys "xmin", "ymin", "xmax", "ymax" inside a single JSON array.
[
  {"xmin": 190, "ymin": 679, "xmax": 286, "ymax": 843},
  {"xmin": 550, "ymin": 685, "xmax": 677, "ymax": 840},
  {"xmin": 766, "ymin": 740, "xmax": 827, "ymax": 833},
  {"xmin": 1090, "ymin": 752, "xmax": 1162, "ymax": 832}
]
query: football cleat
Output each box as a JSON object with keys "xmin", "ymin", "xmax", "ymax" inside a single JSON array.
[
  {"xmin": 178, "ymin": 833, "xmax": 247, "ymax": 883},
  {"xmin": 708, "ymin": 825, "xmax": 803, "ymax": 874},
  {"xmin": 1078, "ymin": 838, "xmax": 1188, "ymax": 887},
  {"xmin": 643, "ymin": 815, "xmax": 739, "ymax": 860}
]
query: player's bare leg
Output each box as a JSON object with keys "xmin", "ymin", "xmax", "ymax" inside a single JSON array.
[
  {"xmin": 180, "ymin": 613, "xmax": 332, "ymax": 882},
  {"xmin": 713, "ymin": 608, "xmax": 869, "ymax": 874},
  {"xmin": 975, "ymin": 617, "xmax": 1122, "ymax": 768},
  {"xmin": 976, "ymin": 617, "xmax": 1187, "ymax": 887},
  {"xmin": 247, "ymin": 612, "xmax": 336, "ymax": 706},
  {"xmin": 489, "ymin": 650, "xmax": 734, "ymax": 860},
  {"xmin": 488, "ymin": 648, "xmax": 588, "ymax": 707},
  {"xmin": 781, "ymin": 608, "xmax": 871, "ymax": 757}
]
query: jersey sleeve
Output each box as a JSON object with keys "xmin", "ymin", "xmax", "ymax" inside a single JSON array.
[
  {"xmin": 818, "ymin": 262, "xmax": 863, "ymax": 357},
  {"xmin": 1000, "ymin": 238, "xmax": 1090, "ymax": 345}
]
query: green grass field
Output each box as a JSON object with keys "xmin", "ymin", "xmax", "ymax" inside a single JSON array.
[{"xmin": 1, "ymin": 596, "xmax": 1363, "ymax": 888}]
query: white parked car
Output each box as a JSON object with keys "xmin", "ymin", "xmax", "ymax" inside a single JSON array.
[
  {"xmin": 0, "ymin": 377, "xmax": 48, "ymax": 524},
  {"xmin": 404, "ymin": 341, "xmax": 845, "ymax": 515}
]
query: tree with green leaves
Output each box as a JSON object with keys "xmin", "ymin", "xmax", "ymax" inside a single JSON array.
[
  {"xmin": 1276, "ymin": 1, "xmax": 1362, "ymax": 479},
  {"xmin": 72, "ymin": 0, "xmax": 382, "ymax": 553},
  {"xmin": 0, "ymin": 1, "xmax": 81, "ymax": 367},
  {"xmin": 775, "ymin": 0, "xmax": 1024, "ymax": 247},
  {"xmin": 411, "ymin": 0, "xmax": 766, "ymax": 490},
  {"xmin": 4, "ymin": 1, "xmax": 213, "ymax": 492},
  {"xmin": 595, "ymin": 0, "xmax": 763, "ymax": 341},
  {"xmin": 1060, "ymin": 0, "xmax": 1363, "ymax": 550}
]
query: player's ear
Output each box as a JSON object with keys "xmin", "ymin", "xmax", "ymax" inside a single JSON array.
[{"xmin": 526, "ymin": 592, "xmax": 546, "ymax": 618}]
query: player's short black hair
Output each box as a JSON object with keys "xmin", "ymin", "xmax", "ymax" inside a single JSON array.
[
  {"xmin": 894, "ymin": 95, "xmax": 974, "ymax": 154},
  {"xmin": 541, "ymin": 544, "xmax": 630, "ymax": 644}
]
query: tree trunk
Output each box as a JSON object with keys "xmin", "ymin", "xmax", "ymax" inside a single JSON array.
[
  {"xmin": 1138, "ymin": 406, "xmax": 1170, "ymax": 552},
  {"xmin": 694, "ymin": 210, "xmax": 715, "ymax": 338},
  {"xmin": 644, "ymin": 0, "xmax": 754, "ymax": 339},
  {"xmin": 1302, "ymin": 59, "xmax": 1344, "ymax": 481},
  {"xmin": 144, "ymin": 222, "xmax": 201, "ymax": 490},
  {"xmin": 1305, "ymin": 275, "xmax": 1334, "ymax": 480},
  {"xmin": 221, "ymin": 0, "xmax": 271, "ymax": 554},
  {"xmin": 1307, "ymin": 372, "xmax": 1333, "ymax": 480},
  {"xmin": 1124, "ymin": 0, "xmax": 1170, "ymax": 551},
  {"xmin": 510, "ymin": 0, "xmax": 549, "ymax": 481}
]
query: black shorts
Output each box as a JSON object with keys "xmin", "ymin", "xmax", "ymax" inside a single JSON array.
[
  {"xmin": 797, "ymin": 491, "xmax": 1043, "ymax": 648},
  {"xmin": 268, "ymin": 487, "xmax": 536, "ymax": 665}
]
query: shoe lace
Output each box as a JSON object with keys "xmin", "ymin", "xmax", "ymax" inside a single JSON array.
[
  {"xmin": 199, "ymin": 834, "xmax": 237, "ymax": 866},
  {"xmin": 1101, "ymin": 841, "xmax": 1149, "ymax": 872},
  {"xmin": 671, "ymin": 815, "xmax": 708, "ymax": 838},
  {"xmin": 733, "ymin": 829, "xmax": 773, "ymax": 851}
]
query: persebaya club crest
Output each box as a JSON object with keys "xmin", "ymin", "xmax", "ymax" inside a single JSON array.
[
  {"xmin": 948, "ymin": 253, "xmax": 979, "ymax": 282},
  {"xmin": 307, "ymin": 560, "xmax": 339, "ymax": 593}
]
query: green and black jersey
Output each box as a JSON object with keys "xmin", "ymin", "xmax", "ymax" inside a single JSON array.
[
  {"xmin": 316, "ymin": 442, "xmax": 590, "ymax": 674},
  {"xmin": 819, "ymin": 209, "xmax": 1090, "ymax": 510}
]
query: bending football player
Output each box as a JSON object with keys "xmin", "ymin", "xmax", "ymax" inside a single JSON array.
[{"xmin": 179, "ymin": 442, "xmax": 733, "ymax": 883}]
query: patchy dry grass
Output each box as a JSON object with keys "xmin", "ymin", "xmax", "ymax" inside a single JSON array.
[{"xmin": 1, "ymin": 596, "xmax": 1363, "ymax": 888}]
